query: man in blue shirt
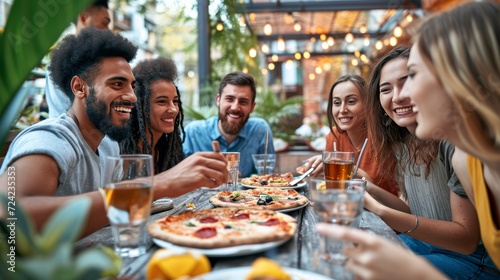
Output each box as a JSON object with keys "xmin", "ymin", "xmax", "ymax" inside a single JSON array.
[{"xmin": 183, "ymin": 71, "xmax": 274, "ymax": 177}]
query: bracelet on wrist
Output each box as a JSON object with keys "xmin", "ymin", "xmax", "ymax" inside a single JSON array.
[{"xmin": 403, "ymin": 215, "xmax": 419, "ymax": 234}]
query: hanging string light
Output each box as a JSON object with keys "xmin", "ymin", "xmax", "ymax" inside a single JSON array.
[
  {"xmin": 393, "ymin": 26, "xmax": 403, "ymax": 38},
  {"xmin": 249, "ymin": 48, "xmax": 257, "ymax": 58},
  {"xmin": 216, "ymin": 20, "xmax": 224, "ymax": 32},
  {"xmin": 293, "ymin": 20, "xmax": 301, "ymax": 32},
  {"xmin": 261, "ymin": 43, "xmax": 270, "ymax": 53},
  {"xmin": 345, "ymin": 33, "xmax": 354, "ymax": 43},
  {"xmin": 277, "ymin": 36, "xmax": 285, "ymax": 51},
  {"xmin": 363, "ymin": 37, "xmax": 370, "ymax": 46},
  {"xmin": 389, "ymin": 36, "xmax": 398, "ymax": 46},
  {"xmin": 327, "ymin": 36, "xmax": 335, "ymax": 46},
  {"xmin": 263, "ymin": 22, "xmax": 272, "ymax": 36}
]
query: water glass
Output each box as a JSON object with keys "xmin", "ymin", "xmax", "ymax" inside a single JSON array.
[
  {"xmin": 101, "ymin": 154, "xmax": 154, "ymax": 258},
  {"xmin": 309, "ymin": 178, "xmax": 366, "ymax": 264},
  {"xmin": 322, "ymin": 151, "xmax": 355, "ymax": 181},
  {"xmin": 220, "ymin": 152, "xmax": 240, "ymax": 191},
  {"xmin": 252, "ymin": 154, "xmax": 276, "ymax": 175}
]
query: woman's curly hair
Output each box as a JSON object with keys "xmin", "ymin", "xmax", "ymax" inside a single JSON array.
[
  {"xmin": 48, "ymin": 28, "xmax": 137, "ymax": 101},
  {"xmin": 120, "ymin": 57, "xmax": 186, "ymax": 174}
]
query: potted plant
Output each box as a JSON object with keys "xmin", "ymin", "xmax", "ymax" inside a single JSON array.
[
  {"xmin": 252, "ymin": 88, "xmax": 303, "ymax": 152},
  {"xmin": 0, "ymin": 195, "xmax": 121, "ymax": 280}
]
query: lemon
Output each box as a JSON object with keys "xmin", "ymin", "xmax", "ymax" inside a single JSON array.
[
  {"xmin": 146, "ymin": 249, "xmax": 211, "ymax": 280},
  {"xmin": 245, "ymin": 257, "xmax": 291, "ymax": 280}
]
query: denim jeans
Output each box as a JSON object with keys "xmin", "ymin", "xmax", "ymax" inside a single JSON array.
[{"xmin": 399, "ymin": 234, "xmax": 500, "ymax": 279}]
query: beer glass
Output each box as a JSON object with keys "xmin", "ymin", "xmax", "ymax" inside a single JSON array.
[
  {"xmin": 101, "ymin": 154, "xmax": 154, "ymax": 258},
  {"xmin": 322, "ymin": 151, "xmax": 355, "ymax": 181}
]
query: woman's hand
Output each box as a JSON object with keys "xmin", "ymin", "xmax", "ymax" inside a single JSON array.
[
  {"xmin": 316, "ymin": 224, "xmax": 448, "ymax": 280},
  {"xmin": 296, "ymin": 155, "xmax": 323, "ymax": 177}
]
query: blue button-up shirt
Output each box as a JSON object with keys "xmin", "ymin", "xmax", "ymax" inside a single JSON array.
[{"xmin": 183, "ymin": 116, "xmax": 275, "ymax": 177}]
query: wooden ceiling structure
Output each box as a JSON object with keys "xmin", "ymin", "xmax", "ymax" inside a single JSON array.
[{"xmin": 240, "ymin": 0, "xmax": 422, "ymax": 61}]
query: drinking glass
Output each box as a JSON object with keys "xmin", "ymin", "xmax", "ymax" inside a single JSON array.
[
  {"xmin": 220, "ymin": 152, "xmax": 240, "ymax": 191},
  {"xmin": 101, "ymin": 154, "xmax": 154, "ymax": 258},
  {"xmin": 252, "ymin": 154, "xmax": 276, "ymax": 175},
  {"xmin": 322, "ymin": 151, "xmax": 355, "ymax": 181},
  {"xmin": 309, "ymin": 178, "xmax": 366, "ymax": 264}
]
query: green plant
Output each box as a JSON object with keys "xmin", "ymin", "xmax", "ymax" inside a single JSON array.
[
  {"xmin": 183, "ymin": 105, "xmax": 218, "ymax": 121},
  {"xmin": 0, "ymin": 195, "xmax": 121, "ymax": 280},
  {"xmin": 252, "ymin": 89, "xmax": 303, "ymax": 141},
  {"xmin": 0, "ymin": 0, "xmax": 95, "ymax": 151}
]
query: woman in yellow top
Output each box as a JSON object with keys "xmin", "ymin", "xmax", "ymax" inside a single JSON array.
[
  {"xmin": 316, "ymin": 2, "xmax": 500, "ymax": 279},
  {"xmin": 403, "ymin": 1, "xmax": 500, "ymax": 268}
]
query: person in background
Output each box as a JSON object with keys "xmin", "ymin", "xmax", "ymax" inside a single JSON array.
[
  {"xmin": 183, "ymin": 71, "xmax": 274, "ymax": 177},
  {"xmin": 0, "ymin": 28, "xmax": 228, "ymax": 237},
  {"xmin": 316, "ymin": 2, "xmax": 500, "ymax": 278},
  {"xmin": 45, "ymin": 0, "xmax": 111, "ymax": 118},
  {"xmin": 364, "ymin": 45, "xmax": 497, "ymax": 279},
  {"xmin": 402, "ymin": 0, "xmax": 500, "ymax": 269},
  {"xmin": 120, "ymin": 56, "xmax": 186, "ymax": 174},
  {"xmin": 297, "ymin": 74, "xmax": 399, "ymax": 196},
  {"xmin": 295, "ymin": 112, "xmax": 330, "ymax": 137}
]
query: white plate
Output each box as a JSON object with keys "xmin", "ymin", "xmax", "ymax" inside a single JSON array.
[
  {"xmin": 278, "ymin": 201, "xmax": 310, "ymax": 213},
  {"xmin": 152, "ymin": 236, "xmax": 291, "ymax": 258},
  {"xmin": 241, "ymin": 179, "xmax": 307, "ymax": 189},
  {"xmin": 192, "ymin": 266, "xmax": 334, "ymax": 280}
]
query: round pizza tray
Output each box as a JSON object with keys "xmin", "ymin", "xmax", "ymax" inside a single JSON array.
[
  {"xmin": 152, "ymin": 236, "xmax": 291, "ymax": 257},
  {"xmin": 278, "ymin": 201, "xmax": 310, "ymax": 213}
]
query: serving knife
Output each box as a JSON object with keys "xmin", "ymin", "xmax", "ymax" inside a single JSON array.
[{"xmin": 290, "ymin": 167, "xmax": 315, "ymax": 186}]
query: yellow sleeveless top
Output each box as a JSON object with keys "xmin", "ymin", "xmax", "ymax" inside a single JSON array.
[{"xmin": 467, "ymin": 155, "xmax": 500, "ymax": 268}]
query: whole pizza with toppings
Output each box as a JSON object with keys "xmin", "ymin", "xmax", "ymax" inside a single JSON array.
[
  {"xmin": 209, "ymin": 188, "xmax": 309, "ymax": 211},
  {"xmin": 241, "ymin": 172, "xmax": 296, "ymax": 187},
  {"xmin": 148, "ymin": 208, "xmax": 297, "ymax": 249}
]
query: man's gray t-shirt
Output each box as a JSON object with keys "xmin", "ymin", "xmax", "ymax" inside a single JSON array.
[{"xmin": 0, "ymin": 114, "xmax": 119, "ymax": 195}]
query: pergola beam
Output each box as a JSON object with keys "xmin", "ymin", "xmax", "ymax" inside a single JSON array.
[
  {"xmin": 264, "ymin": 51, "xmax": 358, "ymax": 60},
  {"xmin": 257, "ymin": 31, "xmax": 385, "ymax": 41},
  {"xmin": 242, "ymin": 0, "xmax": 421, "ymax": 13}
]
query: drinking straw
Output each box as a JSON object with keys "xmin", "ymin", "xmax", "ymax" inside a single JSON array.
[
  {"xmin": 333, "ymin": 142, "xmax": 337, "ymax": 151},
  {"xmin": 352, "ymin": 138, "xmax": 368, "ymax": 178},
  {"xmin": 263, "ymin": 131, "xmax": 269, "ymax": 175}
]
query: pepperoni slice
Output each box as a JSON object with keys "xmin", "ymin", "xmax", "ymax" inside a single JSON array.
[
  {"xmin": 259, "ymin": 218, "xmax": 280, "ymax": 226},
  {"xmin": 232, "ymin": 213, "xmax": 250, "ymax": 220},
  {"xmin": 199, "ymin": 216, "xmax": 218, "ymax": 223},
  {"xmin": 194, "ymin": 227, "xmax": 217, "ymax": 239}
]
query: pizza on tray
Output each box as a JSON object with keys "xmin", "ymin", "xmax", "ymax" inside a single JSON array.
[
  {"xmin": 209, "ymin": 188, "xmax": 309, "ymax": 211},
  {"xmin": 241, "ymin": 172, "xmax": 297, "ymax": 187},
  {"xmin": 148, "ymin": 208, "xmax": 297, "ymax": 249}
]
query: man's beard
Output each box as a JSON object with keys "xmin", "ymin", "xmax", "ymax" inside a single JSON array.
[
  {"xmin": 218, "ymin": 108, "xmax": 249, "ymax": 135},
  {"xmin": 86, "ymin": 88, "xmax": 131, "ymax": 141}
]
